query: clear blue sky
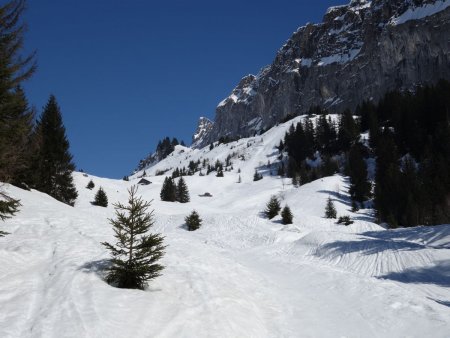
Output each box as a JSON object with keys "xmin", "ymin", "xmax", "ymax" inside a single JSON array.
[{"xmin": 23, "ymin": 0, "xmax": 346, "ymax": 178}]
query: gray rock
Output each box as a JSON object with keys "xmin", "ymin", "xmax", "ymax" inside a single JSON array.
[{"xmin": 194, "ymin": 0, "xmax": 450, "ymax": 148}]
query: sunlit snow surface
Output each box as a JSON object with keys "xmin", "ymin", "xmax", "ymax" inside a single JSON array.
[
  {"xmin": 390, "ymin": 0, "xmax": 450, "ymax": 25},
  {"xmin": 1, "ymin": 117, "xmax": 449, "ymax": 337}
]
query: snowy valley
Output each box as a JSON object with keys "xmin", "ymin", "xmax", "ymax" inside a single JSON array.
[{"xmin": 1, "ymin": 118, "xmax": 449, "ymax": 337}]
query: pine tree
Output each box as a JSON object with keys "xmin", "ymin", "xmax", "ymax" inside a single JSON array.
[
  {"xmin": 253, "ymin": 169, "xmax": 263, "ymax": 181},
  {"xmin": 0, "ymin": 192, "xmax": 21, "ymax": 237},
  {"xmin": 160, "ymin": 177, "xmax": 176, "ymax": 202},
  {"xmin": 237, "ymin": 175, "xmax": 242, "ymax": 183},
  {"xmin": 0, "ymin": 1, "xmax": 36, "ymax": 184},
  {"xmin": 265, "ymin": 195, "xmax": 281, "ymax": 219},
  {"xmin": 325, "ymin": 197, "xmax": 337, "ymax": 218},
  {"xmin": 185, "ymin": 210, "xmax": 202, "ymax": 231},
  {"xmin": 102, "ymin": 186, "xmax": 165, "ymax": 289},
  {"xmin": 176, "ymin": 176, "xmax": 190, "ymax": 203},
  {"xmin": 93, "ymin": 187, "xmax": 108, "ymax": 207},
  {"xmin": 348, "ymin": 143, "xmax": 371, "ymax": 205},
  {"xmin": 216, "ymin": 166, "xmax": 224, "ymax": 177},
  {"xmin": 281, "ymin": 205, "xmax": 293, "ymax": 224},
  {"xmin": 86, "ymin": 180, "xmax": 95, "ymax": 190},
  {"xmin": 33, "ymin": 95, "xmax": 78, "ymax": 206}
]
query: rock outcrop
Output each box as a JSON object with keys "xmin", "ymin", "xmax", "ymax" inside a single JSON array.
[{"xmin": 194, "ymin": 0, "xmax": 450, "ymax": 148}]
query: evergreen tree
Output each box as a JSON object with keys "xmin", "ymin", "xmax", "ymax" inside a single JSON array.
[
  {"xmin": 265, "ymin": 195, "xmax": 281, "ymax": 219},
  {"xmin": 324, "ymin": 197, "xmax": 337, "ymax": 219},
  {"xmin": 160, "ymin": 177, "xmax": 176, "ymax": 202},
  {"xmin": 93, "ymin": 187, "xmax": 108, "ymax": 207},
  {"xmin": 0, "ymin": 1, "xmax": 36, "ymax": 184},
  {"xmin": 176, "ymin": 176, "xmax": 190, "ymax": 203},
  {"xmin": 216, "ymin": 164, "xmax": 224, "ymax": 177},
  {"xmin": 86, "ymin": 179, "xmax": 95, "ymax": 190},
  {"xmin": 253, "ymin": 169, "xmax": 263, "ymax": 181},
  {"xmin": 0, "ymin": 192, "xmax": 21, "ymax": 237},
  {"xmin": 348, "ymin": 143, "xmax": 371, "ymax": 205},
  {"xmin": 102, "ymin": 186, "xmax": 165, "ymax": 289},
  {"xmin": 33, "ymin": 95, "xmax": 78, "ymax": 206},
  {"xmin": 237, "ymin": 175, "xmax": 242, "ymax": 183},
  {"xmin": 185, "ymin": 210, "xmax": 202, "ymax": 231},
  {"xmin": 337, "ymin": 110, "xmax": 359, "ymax": 152},
  {"xmin": 281, "ymin": 205, "xmax": 293, "ymax": 224}
]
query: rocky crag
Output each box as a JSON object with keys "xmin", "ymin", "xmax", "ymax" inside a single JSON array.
[{"xmin": 192, "ymin": 0, "xmax": 450, "ymax": 148}]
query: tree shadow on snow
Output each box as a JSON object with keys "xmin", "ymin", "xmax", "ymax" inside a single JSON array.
[
  {"xmin": 317, "ymin": 189, "xmax": 352, "ymax": 207},
  {"xmin": 79, "ymin": 259, "xmax": 111, "ymax": 279},
  {"xmin": 379, "ymin": 260, "xmax": 450, "ymax": 287}
]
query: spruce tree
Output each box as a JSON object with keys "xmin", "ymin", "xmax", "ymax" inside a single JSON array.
[
  {"xmin": 102, "ymin": 186, "xmax": 165, "ymax": 289},
  {"xmin": 185, "ymin": 210, "xmax": 202, "ymax": 231},
  {"xmin": 281, "ymin": 205, "xmax": 293, "ymax": 224},
  {"xmin": 325, "ymin": 196, "xmax": 337, "ymax": 219},
  {"xmin": 0, "ymin": 1, "xmax": 36, "ymax": 184},
  {"xmin": 265, "ymin": 195, "xmax": 281, "ymax": 219},
  {"xmin": 0, "ymin": 192, "xmax": 21, "ymax": 237},
  {"xmin": 33, "ymin": 95, "xmax": 78, "ymax": 206},
  {"xmin": 160, "ymin": 177, "xmax": 176, "ymax": 202},
  {"xmin": 93, "ymin": 187, "xmax": 108, "ymax": 207},
  {"xmin": 176, "ymin": 176, "xmax": 190, "ymax": 203},
  {"xmin": 348, "ymin": 143, "xmax": 371, "ymax": 205},
  {"xmin": 253, "ymin": 169, "xmax": 263, "ymax": 181},
  {"xmin": 86, "ymin": 180, "xmax": 95, "ymax": 190}
]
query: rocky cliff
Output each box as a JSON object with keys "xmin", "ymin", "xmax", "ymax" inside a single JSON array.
[{"xmin": 193, "ymin": 0, "xmax": 450, "ymax": 148}]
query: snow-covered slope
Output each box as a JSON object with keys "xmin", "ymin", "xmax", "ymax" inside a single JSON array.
[{"xmin": 1, "ymin": 118, "xmax": 450, "ymax": 337}]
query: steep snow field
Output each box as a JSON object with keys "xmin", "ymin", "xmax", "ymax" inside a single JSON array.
[{"xmin": 1, "ymin": 117, "xmax": 449, "ymax": 337}]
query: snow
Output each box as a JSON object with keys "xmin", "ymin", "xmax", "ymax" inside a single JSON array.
[
  {"xmin": 318, "ymin": 48, "xmax": 361, "ymax": 66},
  {"xmin": 390, "ymin": 0, "xmax": 450, "ymax": 25},
  {"xmin": 1, "ymin": 116, "xmax": 450, "ymax": 337}
]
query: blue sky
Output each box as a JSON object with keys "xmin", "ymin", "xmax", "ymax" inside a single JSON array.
[{"xmin": 23, "ymin": 0, "xmax": 346, "ymax": 178}]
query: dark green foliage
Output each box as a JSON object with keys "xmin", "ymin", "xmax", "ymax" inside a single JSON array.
[
  {"xmin": 265, "ymin": 195, "xmax": 281, "ymax": 219},
  {"xmin": 348, "ymin": 143, "xmax": 371, "ymax": 205},
  {"xmin": 160, "ymin": 177, "xmax": 176, "ymax": 202},
  {"xmin": 0, "ymin": 1, "xmax": 36, "ymax": 184},
  {"xmin": 185, "ymin": 210, "xmax": 202, "ymax": 231},
  {"xmin": 281, "ymin": 205, "xmax": 293, "ymax": 224},
  {"xmin": 337, "ymin": 110, "xmax": 359, "ymax": 152},
  {"xmin": 216, "ymin": 163, "xmax": 224, "ymax": 177},
  {"xmin": 325, "ymin": 197, "xmax": 337, "ymax": 219},
  {"xmin": 337, "ymin": 215, "xmax": 353, "ymax": 226},
  {"xmin": 176, "ymin": 177, "xmax": 190, "ymax": 203},
  {"xmin": 93, "ymin": 187, "xmax": 108, "ymax": 207},
  {"xmin": 32, "ymin": 95, "xmax": 78, "ymax": 206},
  {"xmin": 0, "ymin": 192, "xmax": 21, "ymax": 237},
  {"xmin": 102, "ymin": 186, "xmax": 165, "ymax": 290},
  {"xmin": 123, "ymin": 176, "xmax": 129, "ymax": 181},
  {"xmin": 86, "ymin": 180, "xmax": 95, "ymax": 190},
  {"xmin": 253, "ymin": 169, "xmax": 263, "ymax": 181}
]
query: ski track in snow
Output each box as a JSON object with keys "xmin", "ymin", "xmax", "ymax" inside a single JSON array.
[{"xmin": 1, "ymin": 116, "xmax": 450, "ymax": 337}]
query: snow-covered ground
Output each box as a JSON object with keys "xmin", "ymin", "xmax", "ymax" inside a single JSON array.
[{"xmin": 1, "ymin": 118, "xmax": 449, "ymax": 337}]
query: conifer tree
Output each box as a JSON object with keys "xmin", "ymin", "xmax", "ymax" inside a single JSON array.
[
  {"xmin": 253, "ymin": 169, "xmax": 263, "ymax": 181},
  {"xmin": 93, "ymin": 187, "xmax": 108, "ymax": 207},
  {"xmin": 176, "ymin": 176, "xmax": 190, "ymax": 203},
  {"xmin": 325, "ymin": 196, "xmax": 337, "ymax": 219},
  {"xmin": 0, "ymin": 1, "xmax": 36, "ymax": 184},
  {"xmin": 160, "ymin": 177, "xmax": 176, "ymax": 202},
  {"xmin": 33, "ymin": 95, "xmax": 78, "ymax": 206},
  {"xmin": 216, "ymin": 166, "xmax": 224, "ymax": 177},
  {"xmin": 265, "ymin": 195, "xmax": 281, "ymax": 219},
  {"xmin": 86, "ymin": 180, "xmax": 95, "ymax": 190},
  {"xmin": 281, "ymin": 205, "xmax": 293, "ymax": 224},
  {"xmin": 102, "ymin": 186, "xmax": 165, "ymax": 289},
  {"xmin": 0, "ymin": 192, "xmax": 21, "ymax": 237},
  {"xmin": 237, "ymin": 175, "xmax": 242, "ymax": 183},
  {"xmin": 185, "ymin": 210, "xmax": 202, "ymax": 231},
  {"xmin": 348, "ymin": 143, "xmax": 371, "ymax": 205}
]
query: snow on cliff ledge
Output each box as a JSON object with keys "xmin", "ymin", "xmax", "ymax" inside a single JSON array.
[{"xmin": 390, "ymin": 0, "xmax": 450, "ymax": 25}]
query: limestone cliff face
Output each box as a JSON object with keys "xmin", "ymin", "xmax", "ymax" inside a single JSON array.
[{"xmin": 194, "ymin": 0, "xmax": 450, "ymax": 148}]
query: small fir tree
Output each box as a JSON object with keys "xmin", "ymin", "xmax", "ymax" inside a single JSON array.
[
  {"xmin": 325, "ymin": 196, "xmax": 337, "ymax": 219},
  {"xmin": 237, "ymin": 175, "xmax": 242, "ymax": 183},
  {"xmin": 176, "ymin": 177, "xmax": 190, "ymax": 203},
  {"xmin": 185, "ymin": 210, "xmax": 202, "ymax": 231},
  {"xmin": 102, "ymin": 186, "xmax": 165, "ymax": 289},
  {"xmin": 281, "ymin": 205, "xmax": 293, "ymax": 224},
  {"xmin": 93, "ymin": 187, "xmax": 108, "ymax": 207},
  {"xmin": 160, "ymin": 177, "xmax": 176, "ymax": 201},
  {"xmin": 216, "ymin": 167, "xmax": 224, "ymax": 177},
  {"xmin": 0, "ymin": 192, "xmax": 21, "ymax": 237},
  {"xmin": 86, "ymin": 180, "xmax": 95, "ymax": 190},
  {"xmin": 265, "ymin": 195, "xmax": 281, "ymax": 219},
  {"xmin": 253, "ymin": 169, "xmax": 263, "ymax": 181}
]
